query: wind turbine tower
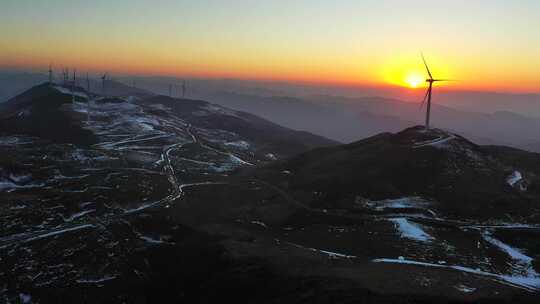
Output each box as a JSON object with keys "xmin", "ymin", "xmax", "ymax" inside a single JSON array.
[
  {"xmin": 182, "ymin": 80, "xmax": 186, "ymax": 98},
  {"xmin": 48, "ymin": 64, "xmax": 53, "ymax": 83},
  {"xmin": 62, "ymin": 68, "xmax": 69, "ymax": 85},
  {"xmin": 87, "ymin": 73, "xmax": 92, "ymax": 124},
  {"xmin": 101, "ymin": 73, "xmax": 108, "ymax": 96},
  {"xmin": 71, "ymin": 69, "xmax": 77, "ymax": 102},
  {"xmin": 420, "ymin": 54, "xmax": 450, "ymax": 129}
]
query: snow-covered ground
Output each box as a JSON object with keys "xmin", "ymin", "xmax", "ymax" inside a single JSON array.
[
  {"xmin": 482, "ymin": 231, "xmax": 540, "ymax": 289},
  {"xmin": 0, "ymin": 136, "xmax": 34, "ymax": 145},
  {"xmin": 389, "ymin": 217, "xmax": 434, "ymax": 242},
  {"xmin": 286, "ymin": 241, "xmax": 357, "ymax": 259},
  {"xmin": 62, "ymin": 209, "xmax": 96, "ymax": 222},
  {"xmin": 364, "ymin": 197, "xmax": 432, "ymax": 211},
  {"xmin": 414, "ymin": 135, "xmax": 456, "ymax": 149},
  {"xmin": 265, "ymin": 153, "xmax": 278, "ymax": 160},
  {"xmin": 76, "ymin": 275, "xmax": 117, "ymax": 284},
  {"xmin": 224, "ymin": 140, "xmax": 250, "ymax": 150},
  {"xmin": 506, "ymin": 170, "xmax": 523, "ymax": 187},
  {"xmin": 455, "ymin": 284, "xmax": 476, "ymax": 293},
  {"xmin": 0, "ymin": 180, "xmax": 44, "ymax": 192},
  {"xmin": 373, "ymin": 257, "xmax": 540, "ymax": 291},
  {"xmin": 53, "ymin": 86, "xmax": 89, "ymax": 99}
]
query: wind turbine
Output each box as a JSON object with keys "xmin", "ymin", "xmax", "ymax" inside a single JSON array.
[
  {"xmin": 62, "ymin": 68, "xmax": 69, "ymax": 85},
  {"xmin": 48, "ymin": 64, "xmax": 53, "ymax": 83},
  {"xmin": 86, "ymin": 73, "xmax": 92, "ymax": 124},
  {"xmin": 419, "ymin": 54, "xmax": 450, "ymax": 129},
  {"xmin": 71, "ymin": 69, "xmax": 77, "ymax": 102},
  {"xmin": 182, "ymin": 80, "xmax": 186, "ymax": 98},
  {"xmin": 101, "ymin": 73, "xmax": 108, "ymax": 96}
]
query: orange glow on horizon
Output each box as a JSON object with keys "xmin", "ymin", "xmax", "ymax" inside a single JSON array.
[
  {"xmin": 1, "ymin": 52, "xmax": 539, "ymax": 94},
  {"xmin": 380, "ymin": 53, "xmax": 454, "ymax": 90}
]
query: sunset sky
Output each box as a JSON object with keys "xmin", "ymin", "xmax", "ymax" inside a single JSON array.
[{"xmin": 1, "ymin": 0, "xmax": 539, "ymax": 93}]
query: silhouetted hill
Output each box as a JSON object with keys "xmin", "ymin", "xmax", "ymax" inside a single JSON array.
[
  {"xmin": 251, "ymin": 126, "xmax": 540, "ymax": 222},
  {"xmin": 0, "ymin": 83, "xmax": 97, "ymax": 145},
  {"xmin": 0, "ymin": 83, "xmax": 336, "ymax": 157}
]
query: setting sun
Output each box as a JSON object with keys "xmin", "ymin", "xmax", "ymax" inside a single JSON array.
[
  {"xmin": 405, "ymin": 73, "xmax": 424, "ymax": 88},
  {"xmin": 380, "ymin": 52, "xmax": 457, "ymax": 90}
]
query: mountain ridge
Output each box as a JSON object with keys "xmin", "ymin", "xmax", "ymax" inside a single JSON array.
[
  {"xmin": 0, "ymin": 82, "xmax": 337, "ymax": 155},
  {"xmin": 248, "ymin": 126, "xmax": 540, "ymax": 223}
]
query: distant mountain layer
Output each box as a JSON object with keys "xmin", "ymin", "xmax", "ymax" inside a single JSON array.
[{"xmin": 198, "ymin": 91, "xmax": 540, "ymax": 152}]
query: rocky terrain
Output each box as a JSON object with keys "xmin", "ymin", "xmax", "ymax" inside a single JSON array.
[{"xmin": 1, "ymin": 83, "xmax": 539, "ymax": 303}]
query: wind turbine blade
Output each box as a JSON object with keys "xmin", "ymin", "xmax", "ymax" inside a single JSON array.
[
  {"xmin": 419, "ymin": 87, "xmax": 430, "ymax": 109},
  {"xmin": 421, "ymin": 53, "xmax": 433, "ymax": 79},
  {"xmin": 432, "ymin": 79, "xmax": 457, "ymax": 82}
]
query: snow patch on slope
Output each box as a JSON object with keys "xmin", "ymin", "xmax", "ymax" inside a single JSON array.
[
  {"xmin": 373, "ymin": 257, "xmax": 540, "ymax": 291},
  {"xmin": 482, "ymin": 231, "xmax": 540, "ymax": 288},
  {"xmin": 53, "ymin": 86, "xmax": 88, "ymax": 99},
  {"xmin": 414, "ymin": 135, "xmax": 456, "ymax": 149},
  {"xmin": 224, "ymin": 140, "xmax": 250, "ymax": 150},
  {"xmin": 506, "ymin": 171, "xmax": 522, "ymax": 187},
  {"xmin": 389, "ymin": 217, "xmax": 433, "ymax": 242}
]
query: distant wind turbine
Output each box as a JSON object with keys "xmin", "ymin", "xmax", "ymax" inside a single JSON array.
[
  {"xmin": 101, "ymin": 73, "xmax": 108, "ymax": 96},
  {"xmin": 182, "ymin": 80, "xmax": 186, "ymax": 98},
  {"xmin": 48, "ymin": 64, "xmax": 53, "ymax": 83},
  {"xmin": 62, "ymin": 68, "xmax": 69, "ymax": 85},
  {"xmin": 419, "ymin": 53, "xmax": 451, "ymax": 129},
  {"xmin": 87, "ymin": 73, "xmax": 92, "ymax": 124},
  {"xmin": 72, "ymin": 69, "xmax": 77, "ymax": 102}
]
